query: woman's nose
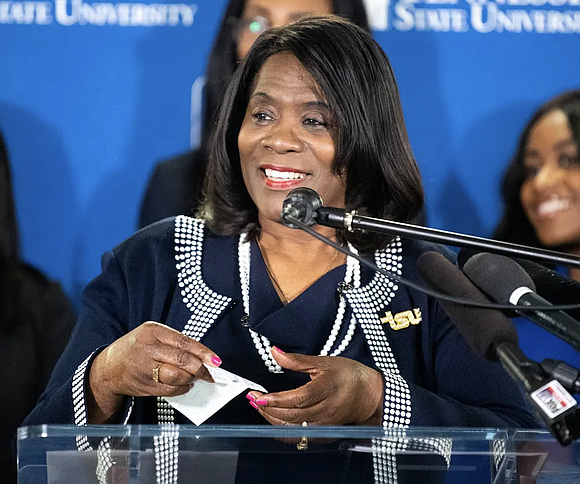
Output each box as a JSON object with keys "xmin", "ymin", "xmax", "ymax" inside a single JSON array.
[
  {"xmin": 532, "ymin": 162, "xmax": 566, "ymax": 191},
  {"xmin": 262, "ymin": 121, "xmax": 303, "ymax": 154}
]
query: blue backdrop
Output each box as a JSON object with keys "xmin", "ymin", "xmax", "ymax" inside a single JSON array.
[{"xmin": 1, "ymin": 0, "xmax": 579, "ymax": 306}]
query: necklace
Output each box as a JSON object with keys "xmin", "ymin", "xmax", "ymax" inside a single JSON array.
[
  {"xmin": 238, "ymin": 234, "xmax": 361, "ymax": 373},
  {"xmin": 256, "ymin": 238, "xmax": 340, "ymax": 304}
]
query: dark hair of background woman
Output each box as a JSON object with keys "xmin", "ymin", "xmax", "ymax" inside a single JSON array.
[
  {"xmin": 0, "ymin": 131, "xmax": 34, "ymax": 331},
  {"xmin": 201, "ymin": 15, "xmax": 424, "ymax": 253},
  {"xmin": 0, "ymin": 130, "xmax": 19, "ymax": 268},
  {"xmin": 0, "ymin": 130, "xmax": 27, "ymax": 330},
  {"xmin": 493, "ymin": 90, "xmax": 580, "ymax": 250}
]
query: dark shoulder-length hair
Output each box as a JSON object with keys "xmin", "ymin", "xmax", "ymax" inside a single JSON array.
[
  {"xmin": 201, "ymin": 15, "xmax": 424, "ymax": 253},
  {"xmin": 0, "ymin": 128, "xmax": 19, "ymax": 268},
  {"xmin": 493, "ymin": 90, "xmax": 580, "ymax": 248},
  {"xmin": 200, "ymin": 0, "xmax": 370, "ymax": 149},
  {"xmin": 0, "ymin": 127, "xmax": 26, "ymax": 332}
]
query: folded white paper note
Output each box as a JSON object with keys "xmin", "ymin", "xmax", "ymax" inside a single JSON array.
[{"xmin": 164, "ymin": 365, "xmax": 268, "ymax": 425}]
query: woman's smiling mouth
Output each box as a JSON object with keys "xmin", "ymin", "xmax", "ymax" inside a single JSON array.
[
  {"xmin": 260, "ymin": 166, "xmax": 309, "ymax": 189},
  {"xmin": 263, "ymin": 167, "xmax": 307, "ymax": 180},
  {"xmin": 536, "ymin": 197, "xmax": 572, "ymax": 218}
]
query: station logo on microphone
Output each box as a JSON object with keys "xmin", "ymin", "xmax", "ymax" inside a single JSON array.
[
  {"xmin": 531, "ymin": 380, "xmax": 578, "ymax": 419},
  {"xmin": 364, "ymin": 0, "xmax": 580, "ymax": 33}
]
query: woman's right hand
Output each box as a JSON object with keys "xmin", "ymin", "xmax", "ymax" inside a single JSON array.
[{"xmin": 87, "ymin": 321, "xmax": 221, "ymax": 423}]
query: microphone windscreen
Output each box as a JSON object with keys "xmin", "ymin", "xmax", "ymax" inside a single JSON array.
[
  {"xmin": 462, "ymin": 253, "xmax": 536, "ymax": 305},
  {"xmin": 511, "ymin": 258, "xmax": 580, "ymax": 321},
  {"xmin": 417, "ymin": 251, "xmax": 519, "ymax": 361},
  {"xmin": 459, "ymin": 248, "xmax": 580, "ymax": 318}
]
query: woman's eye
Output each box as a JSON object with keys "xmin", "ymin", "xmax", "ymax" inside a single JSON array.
[
  {"xmin": 559, "ymin": 153, "xmax": 580, "ymax": 168},
  {"xmin": 252, "ymin": 112, "xmax": 272, "ymax": 123},
  {"xmin": 303, "ymin": 117, "xmax": 326, "ymax": 127},
  {"xmin": 523, "ymin": 164, "xmax": 540, "ymax": 179}
]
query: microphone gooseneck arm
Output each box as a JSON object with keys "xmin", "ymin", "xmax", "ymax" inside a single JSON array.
[
  {"xmin": 280, "ymin": 208, "xmax": 580, "ymax": 312},
  {"xmin": 281, "ymin": 213, "xmax": 579, "ymax": 311},
  {"xmin": 315, "ymin": 206, "xmax": 580, "ymax": 269}
]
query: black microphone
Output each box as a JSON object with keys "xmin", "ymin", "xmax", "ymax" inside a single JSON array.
[
  {"xmin": 281, "ymin": 187, "xmax": 323, "ymax": 228},
  {"xmin": 459, "ymin": 248, "xmax": 580, "ymax": 322},
  {"xmin": 417, "ymin": 251, "xmax": 580, "ymax": 445},
  {"xmin": 541, "ymin": 359, "xmax": 580, "ymax": 394},
  {"xmin": 417, "ymin": 251, "xmax": 521, "ymax": 362},
  {"xmin": 462, "ymin": 253, "xmax": 580, "ymax": 352}
]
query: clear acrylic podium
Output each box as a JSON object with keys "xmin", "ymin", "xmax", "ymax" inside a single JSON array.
[{"xmin": 17, "ymin": 425, "xmax": 580, "ymax": 484}]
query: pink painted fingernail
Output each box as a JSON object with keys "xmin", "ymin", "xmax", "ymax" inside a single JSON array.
[
  {"xmin": 246, "ymin": 393, "xmax": 256, "ymax": 402},
  {"xmin": 256, "ymin": 399, "xmax": 268, "ymax": 406},
  {"xmin": 211, "ymin": 356, "xmax": 222, "ymax": 367},
  {"xmin": 272, "ymin": 346, "xmax": 285, "ymax": 354},
  {"xmin": 249, "ymin": 401, "xmax": 259, "ymax": 410}
]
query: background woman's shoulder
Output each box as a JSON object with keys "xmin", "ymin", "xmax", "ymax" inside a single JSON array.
[{"xmin": 0, "ymin": 262, "xmax": 76, "ymax": 333}]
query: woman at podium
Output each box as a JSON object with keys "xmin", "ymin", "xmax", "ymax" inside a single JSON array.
[{"xmin": 23, "ymin": 15, "xmax": 537, "ymax": 484}]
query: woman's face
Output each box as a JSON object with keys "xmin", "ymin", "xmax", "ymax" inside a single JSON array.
[
  {"xmin": 235, "ymin": 0, "xmax": 333, "ymax": 60},
  {"xmin": 520, "ymin": 108, "xmax": 580, "ymax": 248},
  {"xmin": 238, "ymin": 53, "xmax": 345, "ymax": 225}
]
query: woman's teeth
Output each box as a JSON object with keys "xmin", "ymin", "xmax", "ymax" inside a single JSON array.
[
  {"xmin": 537, "ymin": 198, "xmax": 571, "ymax": 216},
  {"xmin": 264, "ymin": 168, "xmax": 306, "ymax": 180}
]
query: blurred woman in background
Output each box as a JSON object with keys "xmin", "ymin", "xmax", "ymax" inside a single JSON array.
[{"xmin": 0, "ymin": 128, "xmax": 76, "ymax": 483}]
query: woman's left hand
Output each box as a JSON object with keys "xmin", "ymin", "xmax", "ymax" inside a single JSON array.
[{"xmin": 247, "ymin": 347, "xmax": 384, "ymax": 426}]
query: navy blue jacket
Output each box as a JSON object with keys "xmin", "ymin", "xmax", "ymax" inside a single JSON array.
[{"xmin": 23, "ymin": 217, "xmax": 538, "ymax": 430}]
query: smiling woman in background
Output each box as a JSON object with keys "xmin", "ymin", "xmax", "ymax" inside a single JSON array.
[
  {"xmin": 138, "ymin": 0, "xmax": 369, "ymax": 229},
  {"xmin": 494, "ymin": 90, "xmax": 580, "ymax": 365}
]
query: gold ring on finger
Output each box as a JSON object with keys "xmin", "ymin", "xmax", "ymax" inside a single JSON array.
[
  {"xmin": 152, "ymin": 363, "xmax": 162, "ymax": 384},
  {"xmin": 297, "ymin": 421, "xmax": 308, "ymax": 451}
]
